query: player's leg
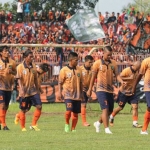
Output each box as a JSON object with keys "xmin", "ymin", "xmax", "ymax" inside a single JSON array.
[
  {"xmin": 0, "ymin": 91, "xmax": 11, "ymax": 130},
  {"xmin": 81, "ymin": 91, "xmax": 90, "ymax": 126},
  {"xmin": 109, "ymin": 91, "xmax": 126, "ymax": 126},
  {"xmin": 130, "ymin": 94, "xmax": 142, "ymax": 128},
  {"xmin": 71, "ymin": 100, "xmax": 81, "ymax": 132},
  {"xmin": 3, "ymin": 91, "xmax": 12, "ymax": 130},
  {"xmin": 94, "ymin": 91, "xmax": 112, "ymax": 134},
  {"xmin": 140, "ymin": 92, "xmax": 150, "ymax": 134},
  {"xmin": 18, "ymin": 97, "xmax": 29, "ymax": 131},
  {"xmin": 30, "ymin": 94, "xmax": 42, "ymax": 131},
  {"xmin": 64, "ymin": 99, "xmax": 72, "ymax": 132}
]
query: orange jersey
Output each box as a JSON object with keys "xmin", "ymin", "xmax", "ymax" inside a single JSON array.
[
  {"xmin": 119, "ymin": 67, "xmax": 138, "ymax": 96},
  {"xmin": 0, "ymin": 58, "xmax": 16, "ymax": 91},
  {"xmin": 92, "ymin": 59, "xmax": 118, "ymax": 93},
  {"xmin": 16, "ymin": 62, "xmax": 38, "ymax": 97},
  {"xmin": 80, "ymin": 65, "xmax": 92, "ymax": 92},
  {"xmin": 59, "ymin": 66, "xmax": 83, "ymax": 100},
  {"xmin": 139, "ymin": 57, "xmax": 150, "ymax": 91}
]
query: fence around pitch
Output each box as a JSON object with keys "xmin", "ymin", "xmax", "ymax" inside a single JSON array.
[
  {"xmin": 11, "ymin": 51, "xmax": 150, "ymax": 83},
  {"xmin": 1, "ymin": 44, "xmax": 150, "ymax": 83}
]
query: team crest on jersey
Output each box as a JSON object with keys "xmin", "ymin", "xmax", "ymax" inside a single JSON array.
[
  {"xmin": 77, "ymin": 73, "xmax": 80, "ymax": 77},
  {"xmin": 32, "ymin": 70, "xmax": 35, "ymax": 74},
  {"xmin": 23, "ymin": 70, "xmax": 27, "ymax": 75},
  {"xmin": 67, "ymin": 72, "xmax": 72, "ymax": 78},
  {"xmin": 82, "ymin": 72, "xmax": 86, "ymax": 76},
  {"xmin": 0, "ymin": 65, "xmax": 2, "ymax": 70},
  {"xmin": 111, "ymin": 66, "xmax": 114, "ymax": 70}
]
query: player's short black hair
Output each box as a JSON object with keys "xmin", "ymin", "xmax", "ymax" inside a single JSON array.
[
  {"xmin": 68, "ymin": 52, "xmax": 78, "ymax": 61},
  {"xmin": 104, "ymin": 46, "xmax": 112, "ymax": 52},
  {"xmin": 39, "ymin": 63, "xmax": 49, "ymax": 72},
  {"xmin": 23, "ymin": 49, "xmax": 33, "ymax": 58},
  {"xmin": 85, "ymin": 55, "xmax": 94, "ymax": 62},
  {"xmin": 0, "ymin": 46, "xmax": 9, "ymax": 52}
]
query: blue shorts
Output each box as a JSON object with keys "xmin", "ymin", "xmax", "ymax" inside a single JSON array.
[
  {"xmin": 0, "ymin": 90, "xmax": 11, "ymax": 106},
  {"xmin": 19, "ymin": 94, "xmax": 42, "ymax": 111},
  {"xmin": 96, "ymin": 91, "xmax": 114, "ymax": 112},
  {"xmin": 116, "ymin": 91, "xmax": 138, "ymax": 108},
  {"xmin": 81, "ymin": 91, "xmax": 88, "ymax": 103},
  {"xmin": 145, "ymin": 92, "xmax": 150, "ymax": 107},
  {"xmin": 65, "ymin": 99, "xmax": 81, "ymax": 113}
]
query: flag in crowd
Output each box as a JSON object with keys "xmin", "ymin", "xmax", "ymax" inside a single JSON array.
[{"xmin": 65, "ymin": 8, "xmax": 105, "ymax": 42}]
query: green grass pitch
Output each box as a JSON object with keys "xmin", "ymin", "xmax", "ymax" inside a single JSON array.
[{"xmin": 0, "ymin": 102, "xmax": 149, "ymax": 150}]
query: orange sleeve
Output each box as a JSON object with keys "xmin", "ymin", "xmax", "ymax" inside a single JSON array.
[
  {"xmin": 58, "ymin": 68, "xmax": 66, "ymax": 84},
  {"xmin": 92, "ymin": 60, "xmax": 99, "ymax": 74},
  {"xmin": 113, "ymin": 61, "xmax": 118, "ymax": 75},
  {"xmin": 16, "ymin": 65, "xmax": 22, "ymax": 79},
  {"xmin": 139, "ymin": 60, "xmax": 147, "ymax": 75},
  {"xmin": 120, "ymin": 68, "xmax": 129, "ymax": 77}
]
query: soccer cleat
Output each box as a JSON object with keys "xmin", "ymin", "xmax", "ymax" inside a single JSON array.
[
  {"xmin": 0, "ymin": 124, "xmax": 1, "ymax": 130},
  {"xmin": 133, "ymin": 123, "xmax": 142, "ymax": 128},
  {"xmin": 83, "ymin": 122, "xmax": 90, "ymax": 127},
  {"xmin": 14, "ymin": 114, "xmax": 19, "ymax": 125},
  {"xmin": 65, "ymin": 124, "xmax": 70, "ymax": 132},
  {"xmin": 30, "ymin": 124, "xmax": 38, "ymax": 129},
  {"xmin": 140, "ymin": 130, "xmax": 148, "ymax": 135},
  {"xmin": 109, "ymin": 118, "xmax": 114, "ymax": 126},
  {"xmin": 30, "ymin": 126, "xmax": 40, "ymax": 131},
  {"xmin": 93, "ymin": 122, "xmax": 100, "ymax": 133},
  {"xmin": 3, "ymin": 126, "xmax": 10, "ymax": 130},
  {"xmin": 105, "ymin": 128, "xmax": 112, "ymax": 134},
  {"xmin": 22, "ymin": 128, "xmax": 27, "ymax": 132},
  {"xmin": 72, "ymin": 130, "xmax": 76, "ymax": 133}
]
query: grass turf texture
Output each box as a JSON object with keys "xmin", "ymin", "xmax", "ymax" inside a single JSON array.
[{"xmin": 0, "ymin": 102, "xmax": 149, "ymax": 150}]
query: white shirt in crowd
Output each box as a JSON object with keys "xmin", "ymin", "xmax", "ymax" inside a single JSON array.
[
  {"xmin": 53, "ymin": 65, "xmax": 60, "ymax": 76},
  {"xmin": 17, "ymin": 2, "xmax": 23, "ymax": 13}
]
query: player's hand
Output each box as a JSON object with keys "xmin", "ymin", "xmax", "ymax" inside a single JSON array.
[
  {"xmin": 57, "ymin": 93, "xmax": 63, "ymax": 101},
  {"xmin": 131, "ymin": 87, "xmax": 136, "ymax": 95},
  {"xmin": 39, "ymin": 88, "xmax": 44, "ymax": 94},
  {"xmin": 87, "ymin": 90, "xmax": 92, "ymax": 97},
  {"xmin": 6, "ymin": 68, "xmax": 12, "ymax": 74},
  {"xmin": 20, "ymin": 90, "xmax": 25, "ymax": 98},
  {"xmin": 121, "ymin": 81, "xmax": 127, "ymax": 87}
]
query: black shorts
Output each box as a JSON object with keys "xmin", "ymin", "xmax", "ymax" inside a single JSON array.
[
  {"xmin": 96, "ymin": 91, "xmax": 114, "ymax": 112},
  {"xmin": 65, "ymin": 99, "xmax": 81, "ymax": 113},
  {"xmin": 0, "ymin": 90, "xmax": 11, "ymax": 106},
  {"xmin": 81, "ymin": 91, "xmax": 88, "ymax": 103},
  {"xmin": 19, "ymin": 94, "xmax": 42, "ymax": 111},
  {"xmin": 116, "ymin": 91, "xmax": 138, "ymax": 108},
  {"xmin": 145, "ymin": 92, "xmax": 150, "ymax": 107}
]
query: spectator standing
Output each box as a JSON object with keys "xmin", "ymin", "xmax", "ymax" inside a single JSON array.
[{"xmin": 23, "ymin": 0, "xmax": 31, "ymax": 23}]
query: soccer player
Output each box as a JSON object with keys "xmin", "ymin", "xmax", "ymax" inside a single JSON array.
[
  {"xmin": 14, "ymin": 62, "xmax": 49, "ymax": 129},
  {"xmin": 15, "ymin": 50, "xmax": 48, "ymax": 131},
  {"xmin": 132, "ymin": 57, "xmax": 150, "ymax": 134},
  {"xmin": 109, "ymin": 61, "xmax": 142, "ymax": 128},
  {"xmin": 87, "ymin": 46, "xmax": 124, "ymax": 134},
  {"xmin": 58, "ymin": 52, "xmax": 83, "ymax": 132},
  {"xmin": 80, "ymin": 55, "xmax": 94, "ymax": 126},
  {"xmin": 0, "ymin": 46, "xmax": 16, "ymax": 130}
]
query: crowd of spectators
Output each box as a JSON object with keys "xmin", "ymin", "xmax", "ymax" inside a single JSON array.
[{"xmin": 0, "ymin": 5, "xmax": 150, "ymax": 65}]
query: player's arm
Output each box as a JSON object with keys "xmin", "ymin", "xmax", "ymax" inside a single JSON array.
[
  {"xmin": 120, "ymin": 69, "xmax": 133, "ymax": 80},
  {"xmin": 11, "ymin": 61, "xmax": 17, "ymax": 75},
  {"xmin": 58, "ymin": 69, "xmax": 65, "ymax": 100},
  {"xmin": 34, "ymin": 71, "xmax": 39, "ymax": 93},
  {"xmin": 132, "ymin": 60, "xmax": 146, "ymax": 93},
  {"xmin": 87, "ymin": 61, "xmax": 98, "ymax": 97},
  {"xmin": 16, "ymin": 66, "xmax": 24, "ymax": 97},
  {"xmin": 113, "ymin": 62, "xmax": 124, "ymax": 85}
]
